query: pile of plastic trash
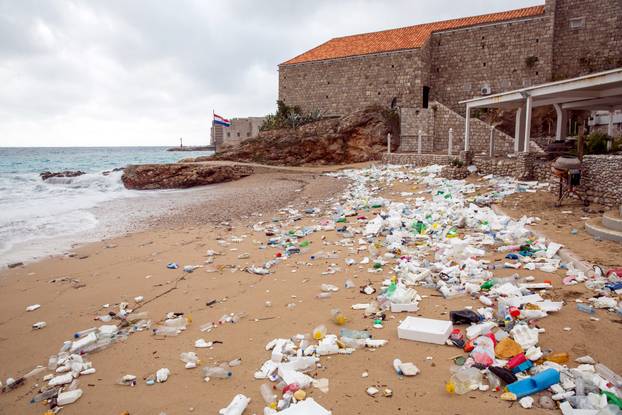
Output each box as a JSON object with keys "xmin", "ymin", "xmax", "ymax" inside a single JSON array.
[
  {"xmin": 1, "ymin": 302, "xmax": 152, "ymax": 411},
  {"xmin": 324, "ymin": 164, "xmax": 621, "ymax": 413},
  {"xmin": 4, "ymin": 163, "xmax": 620, "ymax": 414},
  {"xmin": 252, "ymin": 324, "xmax": 387, "ymax": 414}
]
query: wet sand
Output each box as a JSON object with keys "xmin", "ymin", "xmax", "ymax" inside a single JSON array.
[{"xmin": 0, "ymin": 167, "xmax": 620, "ymax": 415}]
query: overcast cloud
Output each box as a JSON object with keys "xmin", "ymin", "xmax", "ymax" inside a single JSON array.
[{"xmin": 0, "ymin": 0, "xmax": 543, "ymax": 146}]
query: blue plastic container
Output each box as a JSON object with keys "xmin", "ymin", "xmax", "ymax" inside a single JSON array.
[{"xmin": 507, "ymin": 368, "xmax": 560, "ymax": 398}]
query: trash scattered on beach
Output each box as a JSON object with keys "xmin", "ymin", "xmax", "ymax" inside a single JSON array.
[{"xmin": 7, "ymin": 164, "xmax": 622, "ymax": 414}]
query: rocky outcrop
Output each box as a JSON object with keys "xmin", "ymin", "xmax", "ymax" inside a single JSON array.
[
  {"xmin": 40, "ymin": 170, "xmax": 85, "ymax": 181},
  {"xmin": 185, "ymin": 106, "xmax": 399, "ymax": 166},
  {"xmin": 121, "ymin": 164, "xmax": 253, "ymax": 190}
]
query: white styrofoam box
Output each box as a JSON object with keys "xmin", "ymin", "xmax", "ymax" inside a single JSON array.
[
  {"xmin": 276, "ymin": 398, "xmax": 332, "ymax": 414},
  {"xmin": 390, "ymin": 302, "xmax": 420, "ymax": 313},
  {"xmin": 397, "ymin": 316, "xmax": 453, "ymax": 345}
]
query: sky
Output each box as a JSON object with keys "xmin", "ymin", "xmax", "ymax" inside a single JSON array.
[{"xmin": 0, "ymin": 0, "xmax": 543, "ymax": 147}]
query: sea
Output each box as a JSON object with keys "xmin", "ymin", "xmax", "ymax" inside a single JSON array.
[{"xmin": 0, "ymin": 147, "xmax": 213, "ymax": 267}]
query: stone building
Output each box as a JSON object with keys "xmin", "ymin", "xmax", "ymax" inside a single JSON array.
[
  {"xmin": 211, "ymin": 117, "xmax": 265, "ymax": 151},
  {"xmin": 278, "ymin": 0, "xmax": 622, "ymax": 117}
]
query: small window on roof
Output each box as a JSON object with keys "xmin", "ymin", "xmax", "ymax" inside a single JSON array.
[{"xmin": 569, "ymin": 17, "xmax": 585, "ymax": 29}]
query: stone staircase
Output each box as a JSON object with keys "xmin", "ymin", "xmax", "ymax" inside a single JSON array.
[
  {"xmin": 585, "ymin": 205, "xmax": 622, "ymax": 243},
  {"xmin": 399, "ymin": 101, "xmax": 545, "ymax": 155}
]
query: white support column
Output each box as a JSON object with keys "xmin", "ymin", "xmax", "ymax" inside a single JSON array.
[
  {"xmin": 523, "ymin": 95, "xmax": 533, "ymax": 153},
  {"xmin": 489, "ymin": 126, "xmax": 495, "ymax": 157},
  {"xmin": 608, "ymin": 110, "xmax": 614, "ymax": 151},
  {"xmin": 554, "ymin": 103, "xmax": 563, "ymax": 141},
  {"xmin": 464, "ymin": 105, "xmax": 471, "ymax": 152},
  {"xmin": 387, "ymin": 133, "xmax": 392, "ymax": 154},
  {"xmin": 514, "ymin": 107, "xmax": 522, "ymax": 154},
  {"xmin": 417, "ymin": 130, "xmax": 422, "ymax": 154},
  {"xmin": 448, "ymin": 128, "xmax": 454, "ymax": 156}
]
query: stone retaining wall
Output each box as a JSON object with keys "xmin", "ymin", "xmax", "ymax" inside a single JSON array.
[
  {"xmin": 385, "ymin": 152, "xmax": 620, "ymax": 208},
  {"xmin": 578, "ymin": 155, "xmax": 622, "ymax": 207},
  {"xmin": 383, "ymin": 153, "xmax": 453, "ymax": 166}
]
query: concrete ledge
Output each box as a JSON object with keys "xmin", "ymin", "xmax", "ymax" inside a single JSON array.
[
  {"xmin": 585, "ymin": 218, "xmax": 622, "ymax": 243},
  {"xmin": 603, "ymin": 210, "xmax": 622, "ymax": 232}
]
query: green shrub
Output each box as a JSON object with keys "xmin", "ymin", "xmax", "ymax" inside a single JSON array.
[
  {"xmin": 260, "ymin": 100, "xmax": 323, "ymax": 131},
  {"xmin": 449, "ymin": 158, "xmax": 464, "ymax": 167},
  {"xmin": 584, "ymin": 131, "xmax": 619, "ymax": 154}
]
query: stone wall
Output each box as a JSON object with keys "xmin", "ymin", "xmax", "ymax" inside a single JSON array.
[
  {"xmin": 578, "ymin": 155, "xmax": 622, "ymax": 207},
  {"xmin": 279, "ymin": 0, "xmax": 622, "ymax": 127},
  {"xmin": 399, "ymin": 107, "xmax": 435, "ymax": 153},
  {"xmin": 551, "ymin": 0, "xmax": 622, "ymax": 80},
  {"xmin": 430, "ymin": 15, "xmax": 554, "ymax": 115},
  {"xmin": 278, "ymin": 49, "xmax": 424, "ymax": 116},
  {"xmin": 383, "ymin": 153, "xmax": 453, "ymax": 166},
  {"xmin": 384, "ymin": 152, "xmax": 620, "ymax": 208}
]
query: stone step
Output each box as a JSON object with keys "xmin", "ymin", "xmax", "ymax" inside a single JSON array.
[
  {"xmin": 603, "ymin": 209, "xmax": 622, "ymax": 232},
  {"xmin": 585, "ymin": 218, "xmax": 622, "ymax": 243}
]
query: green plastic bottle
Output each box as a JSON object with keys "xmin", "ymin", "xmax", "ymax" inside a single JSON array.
[{"xmin": 386, "ymin": 281, "xmax": 397, "ymax": 296}]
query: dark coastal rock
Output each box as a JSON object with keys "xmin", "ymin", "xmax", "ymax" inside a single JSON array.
[
  {"xmin": 121, "ymin": 163, "xmax": 254, "ymax": 190},
  {"xmin": 102, "ymin": 167, "xmax": 124, "ymax": 176},
  {"xmin": 40, "ymin": 170, "xmax": 85, "ymax": 181},
  {"xmin": 184, "ymin": 106, "xmax": 399, "ymax": 166}
]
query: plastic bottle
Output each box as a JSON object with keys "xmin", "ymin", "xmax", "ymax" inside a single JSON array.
[
  {"xmin": 73, "ymin": 327, "xmax": 97, "ymax": 339},
  {"xmin": 312, "ymin": 325, "xmax": 327, "ymax": 340},
  {"xmin": 180, "ymin": 352, "xmax": 200, "ymax": 368},
  {"xmin": 576, "ymin": 303, "xmax": 595, "ymax": 314},
  {"xmin": 316, "ymin": 293, "xmax": 331, "ymax": 300},
  {"xmin": 260, "ymin": 383, "xmax": 277, "ymax": 409},
  {"xmin": 153, "ymin": 326, "xmax": 180, "ymax": 336},
  {"xmin": 446, "ymin": 367, "xmax": 483, "ymax": 395},
  {"xmin": 202, "ymin": 366, "xmax": 232, "ymax": 379},
  {"xmin": 30, "ymin": 387, "xmax": 60, "ymax": 403},
  {"xmin": 48, "ymin": 355, "xmax": 58, "ymax": 370},
  {"xmin": 164, "ymin": 316, "xmax": 187, "ymax": 328},
  {"xmin": 595, "ymin": 363, "xmax": 622, "ymax": 388},
  {"xmin": 331, "ymin": 309, "xmax": 347, "ymax": 326},
  {"xmin": 339, "ymin": 328, "xmax": 371, "ymax": 339},
  {"xmin": 486, "ymin": 370, "xmax": 502, "ymax": 391},
  {"xmin": 56, "ymin": 389, "xmax": 83, "ymax": 405},
  {"xmin": 340, "ymin": 337, "xmax": 366, "ymax": 349}
]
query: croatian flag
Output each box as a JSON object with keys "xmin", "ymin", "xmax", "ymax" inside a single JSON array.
[{"xmin": 213, "ymin": 113, "xmax": 231, "ymax": 127}]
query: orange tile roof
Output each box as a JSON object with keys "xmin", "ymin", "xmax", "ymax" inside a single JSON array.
[{"xmin": 282, "ymin": 5, "xmax": 545, "ymax": 65}]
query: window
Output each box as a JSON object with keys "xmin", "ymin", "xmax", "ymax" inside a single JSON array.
[
  {"xmin": 483, "ymin": 62, "xmax": 486, "ymax": 67},
  {"xmin": 237, "ymin": 132, "xmax": 240, "ymax": 137},
  {"xmin": 246, "ymin": 132, "xmax": 250, "ymax": 137},
  {"xmin": 569, "ymin": 17, "xmax": 585, "ymax": 29},
  {"xmin": 227, "ymin": 132, "xmax": 230, "ymax": 138}
]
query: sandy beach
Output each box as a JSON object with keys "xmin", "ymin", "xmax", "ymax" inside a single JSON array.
[{"xmin": 0, "ymin": 165, "xmax": 620, "ymax": 415}]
